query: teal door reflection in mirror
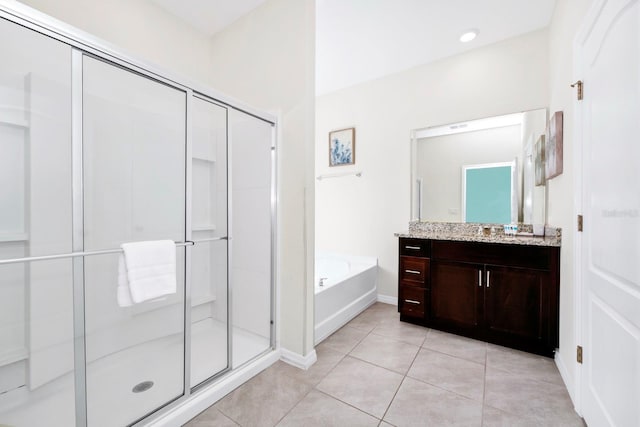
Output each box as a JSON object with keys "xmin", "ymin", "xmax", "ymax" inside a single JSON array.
[{"xmin": 463, "ymin": 162, "xmax": 515, "ymax": 224}]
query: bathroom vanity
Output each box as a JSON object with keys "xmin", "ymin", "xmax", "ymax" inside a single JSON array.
[{"xmin": 396, "ymin": 225, "xmax": 561, "ymax": 357}]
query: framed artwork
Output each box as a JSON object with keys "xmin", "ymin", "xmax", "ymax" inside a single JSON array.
[
  {"xmin": 329, "ymin": 127, "xmax": 355, "ymax": 166},
  {"xmin": 534, "ymin": 134, "xmax": 545, "ymax": 186},
  {"xmin": 545, "ymin": 111, "xmax": 563, "ymax": 180}
]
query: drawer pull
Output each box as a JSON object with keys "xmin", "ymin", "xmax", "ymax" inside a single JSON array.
[
  {"xmin": 405, "ymin": 269, "xmax": 421, "ymax": 275},
  {"xmin": 478, "ymin": 270, "xmax": 482, "ymax": 287},
  {"xmin": 404, "ymin": 299, "xmax": 421, "ymax": 305},
  {"xmin": 405, "ymin": 245, "xmax": 421, "ymax": 250},
  {"xmin": 487, "ymin": 270, "xmax": 491, "ymax": 288}
]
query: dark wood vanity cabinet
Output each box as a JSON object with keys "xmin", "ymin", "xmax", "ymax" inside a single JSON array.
[
  {"xmin": 398, "ymin": 237, "xmax": 560, "ymax": 357},
  {"xmin": 398, "ymin": 238, "xmax": 430, "ymax": 320}
]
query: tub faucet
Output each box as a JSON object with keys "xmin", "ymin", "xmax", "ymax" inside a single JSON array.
[{"xmin": 319, "ymin": 277, "xmax": 328, "ymax": 287}]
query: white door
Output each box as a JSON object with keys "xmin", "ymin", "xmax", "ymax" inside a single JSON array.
[{"xmin": 578, "ymin": 0, "xmax": 640, "ymax": 426}]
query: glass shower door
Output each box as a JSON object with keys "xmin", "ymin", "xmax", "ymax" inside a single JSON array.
[
  {"xmin": 230, "ymin": 109, "xmax": 274, "ymax": 367},
  {"xmin": 190, "ymin": 96, "xmax": 229, "ymax": 387},
  {"xmin": 0, "ymin": 16, "xmax": 75, "ymax": 427},
  {"xmin": 82, "ymin": 55, "xmax": 187, "ymax": 426}
]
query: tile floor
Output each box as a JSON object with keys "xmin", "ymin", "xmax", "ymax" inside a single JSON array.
[{"xmin": 185, "ymin": 303, "xmax": 583, "ymax": 427}]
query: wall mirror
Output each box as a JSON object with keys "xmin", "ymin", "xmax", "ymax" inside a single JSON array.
[{"xmin": 410, "ymin": 108, "xmax": 547, "ymax": 224}]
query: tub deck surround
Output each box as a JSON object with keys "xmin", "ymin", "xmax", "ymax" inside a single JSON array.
[
  {"xmin": 314, "ymin": 253, "xmax": 378, "ymax": 345},
  {"xmin": 395, "ymin": 221, "xmax": 562, "ymax": 247},
  {"xmin": 396, "ymin": 223, "xmax": 561, "ymax": 357}
]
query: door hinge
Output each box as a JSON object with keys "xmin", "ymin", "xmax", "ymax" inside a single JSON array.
[
  {"xmin": 571, "ymin": 80, "xmax": 583, "ymax": 100},
  {"xmin": 577, "ymin": 345, "xmax": 583, "ymax": 364},
  {"xmin": 577, "ymin": 214, "xmax": 583, "ymax": 232}
]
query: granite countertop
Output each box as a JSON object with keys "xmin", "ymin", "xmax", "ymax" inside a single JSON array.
[{"xmin": 395, "ymin": 222, "xmax": 562, "ymax": 247}]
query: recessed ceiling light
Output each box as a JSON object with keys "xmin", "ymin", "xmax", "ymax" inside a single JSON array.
[{"xmin": 460, "ymin": 30, "xmax": 478, "ymax": 43}]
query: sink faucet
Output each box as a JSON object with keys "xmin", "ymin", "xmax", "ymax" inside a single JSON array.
[{"xmin": 319, "ymin": 277, "xmax": 328, "ymax": 287}]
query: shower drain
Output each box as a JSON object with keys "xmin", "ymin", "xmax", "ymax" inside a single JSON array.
[{"xmin": 132, "ymin": 381, "xmax": 154, "ymax": 393}]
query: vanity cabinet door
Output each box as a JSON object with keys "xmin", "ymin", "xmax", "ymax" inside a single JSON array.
[
  {"xmin": 430, "ymin": 260, "xmax": 483, "ymax": 333},
  {"xmin": 483, "ymin": 265, "xmax": 550, "ymax": 349}
]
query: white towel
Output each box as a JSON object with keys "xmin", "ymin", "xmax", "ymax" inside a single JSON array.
[{"xmin": 117, "ymin": 240, "xmax": 176, "ymax": 307}]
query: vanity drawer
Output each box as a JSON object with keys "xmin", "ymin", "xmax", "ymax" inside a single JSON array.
[
  {"xmin": 431, "ymin": 240, "xmax": 554, "ymax": 271},
  {"xmin": 400, "ymin": 256, "xmax": 429, "ymax": 284},
  {"xmin": 399, "ymin": 286, "xmax": 427, "ymax": 318},
  {"xmin": 399, "ymin": 238, "xmax": 430, "ymax": 257}
]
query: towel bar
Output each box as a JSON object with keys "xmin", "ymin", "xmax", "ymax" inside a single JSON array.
[{"xmin": 0, "ymin": 240, "xmax": 205, "ymax": 266}]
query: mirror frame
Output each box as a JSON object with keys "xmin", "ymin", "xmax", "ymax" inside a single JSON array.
[{"xmin": 410, "ymin": 108, "xmax": 548, "ymax": 224}]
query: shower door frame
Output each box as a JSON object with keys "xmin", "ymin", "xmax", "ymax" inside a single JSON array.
[
  {"xmin": 77, "ymin": 50, "xmax": 193, "ymax": 426},
  {"xmin": 0, "ymin": 2, "xmax": 279, "ymax": 426}
]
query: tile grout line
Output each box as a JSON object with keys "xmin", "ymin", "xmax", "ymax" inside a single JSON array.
[
  {"xmin": 380, "ymin": 375, "xmax": 406, "ymax": 426},
  {"xmin": 315, "ymin": 312, "xmax": 394, "ymax": 421},
  {"xmin": 313, "ymin": 388, "xmax": 383, "ymax": 422},
  {"xmin": 315, "ymin": 310, "xmax": 405, "ymax": 422},
  {"xmin": 406, "ymin": 329, "xmax": 488, "ymax": 404},
  {"xmin": 403, "ymin": 370, "xmax": 485, "ymax": 404},
  {"xmin": 418, "ymin": 344, "xmax": 486, "ymax": 366},
  {"xmin": 487, "ymin": 363, "xmax": 568, "ymax": 388},
  {"xmin": 368, "ymin": 327, "xmax": 429, "ymax": 347},
  {"xmin": 346, "ymin": 352, "xmax": 413, "ymax": 377},
  {"xmin": 269, "ymin": 385, "xmax": 314, "ymax": 427},
  {"xmin": 379, "ymin": 338, "xmax": 423, "ymax": 423}
]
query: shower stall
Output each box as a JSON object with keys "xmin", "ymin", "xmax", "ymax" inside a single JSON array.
[{"xmin": 0, "ymin": 4, "xmax": 276, "ymax": 426}]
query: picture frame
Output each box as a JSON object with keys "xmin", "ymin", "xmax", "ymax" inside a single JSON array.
[
  {"xmin": 545, "ymin": 111, "xmax": 563, "ymax": 180},
  {"xmin": 534, "ymin": 134, "xmax": 545, "ymax": 186},
  {"xmin": 329, "ymin": 127, "xmax": 355, "ymax": 166}
]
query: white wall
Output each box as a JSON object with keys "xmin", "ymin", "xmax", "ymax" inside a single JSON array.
[
  {"xmin": 316, "ymin": 30, "xmax": 549, "ymax": 299},
  {"xmin": 546, "ymin": 0, "xmax": 594, "ymax": 406},
  {"xmin": 416, "ymin": 125, "xmax": 522, "ymax": 222},
  {"xmin": 207, "ymin": 0, "xmax": 316, "ymax": 356},
  {"xmin": 522, "ymin": 109, "xmax": 548, "ymax": 224},
  {"xmin": 18, "ymin": 0, "xmax": 213, "ymax": 85}
]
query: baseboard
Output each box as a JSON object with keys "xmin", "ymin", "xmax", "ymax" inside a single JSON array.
[
  {"xmin": 377, "ymin": 294, "xmax": 397, "ymax": 305},
  {"xmin": 148, "ymin": 350, "xmax": 280, "ymax": 426},
  {"xmin": 555, "ymin": 350, "xmax": 577, "ymax": 409},
  {"xmin": 280, "ymin": 348, "xmax": 317, "ymax": 370}
]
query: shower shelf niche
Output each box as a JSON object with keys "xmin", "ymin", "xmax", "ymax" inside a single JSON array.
[
  {"xmin": 192, "ymin": 294, "xmax": 217, "ymax": 306},
  {"xmin": 0, "ymin": 104, "xmax": 30, "ymax": 128},
  {"xmin": 192, "ymin": 225, "xmax": 216, "ymax": 232},
  {"xmin": 0, "ymin": 232, "xmax": 29, "ymax": 242},
  {"xmin": 0, "ymin": 116, "xmax": 29, "ymax": 128}
]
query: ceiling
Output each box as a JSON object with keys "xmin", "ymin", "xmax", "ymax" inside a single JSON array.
[
  {"xmin": 151, "ymin": 0, "xmax": 269, "ymax": 36},
  {"xmin": 151, "ymin": 0, "xmax": 557, "ymax": 95},
  {"xmin": 316, "ymin": 0, "xmax": 556, "ymax": 95}
]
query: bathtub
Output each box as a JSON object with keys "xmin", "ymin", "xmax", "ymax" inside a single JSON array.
[{"xmin": 314, "ymin": 253, "xmax": 378, "ymax": 344}]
